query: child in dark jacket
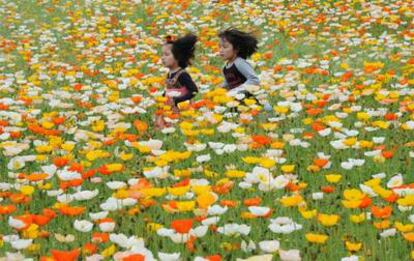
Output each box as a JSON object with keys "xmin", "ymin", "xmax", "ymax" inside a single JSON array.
[{"xmin": 156, "ymin": 34, "xmax": 198, "ymax": 128}]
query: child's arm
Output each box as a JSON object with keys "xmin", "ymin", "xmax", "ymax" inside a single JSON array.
[
  {"xmin": 222, "ymin": 77, "xmax": 229, "ymax": 89},
  {"xmin": 228, "ymin": 58, "xmax": 260, "ymax": 96},
  {"xmin": 174, "ymin": 72, "xmax": 198, "ymax": 105}
]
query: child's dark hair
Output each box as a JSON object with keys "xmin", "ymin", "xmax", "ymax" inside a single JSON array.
[
  {"xmin": 218, "ymin": 28, "xmax": 258, "ymax": 59},
  {"xmin": 165, "ymin": 33, "xmax": 197, "ymax": 68}
]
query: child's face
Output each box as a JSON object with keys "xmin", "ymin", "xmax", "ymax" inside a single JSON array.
[
  {"xmin": 219, "ymin": 38, "xmax": 237, "ymax": 61},
  {"xmin": 161, "ymin": 44, "xmax": 178, "ymax": 69}
]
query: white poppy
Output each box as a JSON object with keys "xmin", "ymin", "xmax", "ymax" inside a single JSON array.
[
  {"xmin": 57, "ymin": 169, "xmax": 81, "ymax": 181},
  {"xmin": 138, "ymin": 139, "xmax": 163, "ymax": 150},
  {"xmin": 89, "ymin": 211, "xmax": 109, "ymax": 221},
  {"xmin": 279, "ymin": 249, "xmax": 301, "ymax": 261},
  {"xmin": 272, "ymin": 175, "xmax": 290, "ymax": 189},
  {"xmin": 100, "ymin": 197, "xmax": 121, "ymax": 211},
  {"xmin": 207, "ymin": 205, "xmax": 228, "ymax": 216},
  {"xmin": 241, "ymin": 240, "xmax": 256, "ymax": 253},
  {"xmin": 312, "ymin": 192, "xmax": 324, "ymax": 200},
  {"xmin": 2, "ymin": 234, "xmax": 19, "ymax": 242},
  {"xmin": 201, "ymin": 216, "xmax": 220, "ymax": 226},
  {"xmin": 106, "ymin": 181, "xmax": 127, "ymax": 190},
  {"xmin": 158, "ymin": 252, "xmax": 181, "ymax": 261},
  {"xmin": 7, "ymin": 157, "xmax": 25, "ymax": 170},
  {"xmin": 372, "ymin": 172, "xmax": 386, "ymax": 179},
  {"xmin": 169, "ymin": 232, "xmax": 190, "ymax": 243},
  {"xmin": 386, "ymin": 174, "xmax": 403, "ymax": 188},
  {"xmin": 86, "ymin": 254, "xmax": 105, "ymax": 261},
  {"xmin": 372, "ymin": 137, "xmax": 385, "ymax": 143},
  {"xmin": 11, "ymin": 239, "xmax": 32, "ymax": 250},
  {"xmin": 259, "ymin": 240, "xmax": 280, "ymax": 253},
  {"xmin": 341, "ymin": 255, "xmax": 360, "ymax": 261},
  {"xmin": 8, "ymin": 216, "xmax": 27, "ymax": 230},
  {"xmin": 99, "ymin": 221, "xmax": 115, "ymax": 232},
  {"xmin": 143, "ymin": 167, "xmax": 169, "ymax": 179},
  {"xmin": 190, "ymin": 225, "xmax": 208, "ymax": 237},
  {"xmin": 236, "ymin": 254, "xmax": 274, "ymax": 261},
  {"xmin": 217, "ymin": 223, "xmax": 251, "ymax": 236},
  {"xmin": 57, "ymin": 194, "xmax": 74, "ymax": 204},
  {"xmin": 359, "ymin": 184, "xmax": 377, "ymax": 197},
  {"xmin": 380, "ymin": 228, "xmax": 397, "ymax": 238},
  {"xmin": 157, "ymin": 228, "xmax": 175, "ymax": 237},
  {"xmin": 248, "ymin": 206, "xmax": 271, "ymax": 217},
  {"xmin": 340, "ymin": 161, "xmax": 354, "ymax": 170},
  {"xmin": 239, "ymin": 182, "xmax": 253, "ymax": 189},
  {"xmin": 196, "ymin": 154, "xmax": 211, "ymax": 163},
  {"xmin": 74, "ymin": 219, "xmax": 94, "ymax": 232},
  {"xmin": 73, "ymin": 189, "xmax": 99, "ymax": 201}
]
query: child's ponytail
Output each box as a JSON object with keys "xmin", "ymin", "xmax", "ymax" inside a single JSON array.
[{"xmin": 166, "ymin": 33, "xmax": 198, "ymax": 68}]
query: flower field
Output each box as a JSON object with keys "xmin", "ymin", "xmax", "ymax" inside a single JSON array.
[{"xmin": 0, "ymin": 0, "xmax": 414, "ymax": 260}]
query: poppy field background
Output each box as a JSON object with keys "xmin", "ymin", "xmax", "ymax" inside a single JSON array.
[{"xmin": 0, "ymin": 0, "xmax": 414, "ymax": 260}]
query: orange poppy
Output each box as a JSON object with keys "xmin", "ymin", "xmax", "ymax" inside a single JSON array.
[
  {"xmin": 53, "ymin": 157, "xmax": 69, "ymax": 168},
  {"xmin": 243, "ymin": 197, "xmax": 262, "ymax": 206},
  {"xmin": 81, "ymin": 169, "xmax": 97, "ymax": 179},
  {"xmin": 25, "ymin": 173, "xmax": 49, "ymax": 182},
  {"xmin": 206, "ymin": 255, "xmax": 222, "ymax": 261},
  {"xmin": 371, "ymin": 205, "xmax": 392, "ymax": 219},
  {"xmin": 68, "ymin": 163, "xmax": 83, "ymax": 172},
  {"xmin": 219, "ymin": 200, "xmax": 238, "ymax": 208},
  {"xmin": 10, "ymin": 131, "xmax": 21, "ymax": 139},
  {"xmin": 251, "ymin": 135, "xmax": 272, "ymax": 145},
  {"xmin": 321, "ymin": 186, "xmax": 335, "ymax": 193},
  {"xmin": 212, "ymin": 182, "xmax": 233, "ymax": 195},
  {"xmin": 171, "ymin": 218, "xmax": 193, "ymax": 233},
  {"xmin": 52, "ymin": 117, "xmax": 65, "ymax": 125},
  {"xmin": 359, "ymin": 196, "xmax": 372, "ymax": 208},
  {"xmin": 286, "ymin": 182, "xmax": 300, "ymax": 191},
  {"xmin": 313, "ymin": 158, "xmax": 329, "ymax": 168},
  {"xmin": 186, "ymin": 235, "xmax": 196, "ymax": 252},
  {"xmin": 306, "ymin": 107, "xmax": 323, "ymax": 116},
  {"xmin": 92, "ymin": 232, "xmax": 109, "ymax": 243},
  {"xmin": 82, "ymin": 243, "xmax": 97, "ymax": 255},
  {"xmin": 59, "ymin": 205, "xmax": 85, "ymax": 216},
  {"xmin": 122, "ymin": 254, "xmax": 146, "ymax": 261},
  {"xmin": 0, "ymin": 120, "xmax": 8, "ymax": 126},
  {"xmin": 33, "ymin": 214, "xmax": 52, "ymax": 226},
  {"xmin": 0, "ymin": 205, "xmax": 16, "ymax": 215},
  {"xmin": 134, "ymin": 120, "xmax": 148, "ymax": 132},
  {"xmin": 384, "ymin": 112, "xmax": 397, "ymax": 121},
  {"xmin": 382, "ymin": 150, "xmax": 394, "ymax": 159},
  {"xmin": 0, "ymin": 103, "xmax": 9, "ymax": 110},
  {"xmin": 10, "ymin": 193, "xmax": 30, "ymax": 204},
  {"xmin": 384, "ymin": 193, "xmax": 398, "ymax": 203},
  {"xmin": 51, "ymin": 249, "xmax": 80, "ymax": 261},
  {"xmin": 59, "ymin": 179, "xmax": 83, "ymax": 190},
  {"xmin": 43, "ymin": 208, "xmax": 57, "ymax": 219},
  {"xmin": 341, "ymin": 71, "xmax": 353, "ymax": 82},
  {"xmin": 311, "ymin": 122, "xmax": 326, "ymax": 132}
]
